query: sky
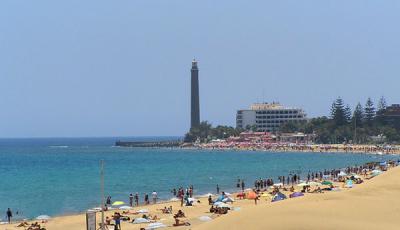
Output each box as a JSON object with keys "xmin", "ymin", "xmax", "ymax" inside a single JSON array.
[{"xmin": 0, "ymin": 0, "xmax": 399, "ymax": 138}]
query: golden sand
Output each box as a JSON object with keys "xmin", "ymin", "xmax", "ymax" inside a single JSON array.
[{"xmin": 1, "ymin": 167, "xmax": 400, "ymax": 230}]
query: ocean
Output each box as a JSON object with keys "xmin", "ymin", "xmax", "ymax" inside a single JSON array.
[{"xmin": 0, "ymin": 137, "xmax": 397, "ymax": 220}]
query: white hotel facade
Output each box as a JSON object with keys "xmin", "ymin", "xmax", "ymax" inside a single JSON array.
[{"xmin": 236, "ymin": 103, "xmax": 307, "ymax": 132}]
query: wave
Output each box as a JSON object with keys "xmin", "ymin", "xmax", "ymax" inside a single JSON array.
[{"xmin": 48, "ymin": 145, "xmax": 69, "ymax": 148}]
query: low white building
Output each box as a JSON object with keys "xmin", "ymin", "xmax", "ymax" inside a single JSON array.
[{"xmin": 236, "ymin": 103, "xmax": 307, "ymax": 132}]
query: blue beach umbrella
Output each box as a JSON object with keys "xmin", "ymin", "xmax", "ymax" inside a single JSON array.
[{"xmin": 272, "ymin": 192, "xmax": 287, "ymax": 202}]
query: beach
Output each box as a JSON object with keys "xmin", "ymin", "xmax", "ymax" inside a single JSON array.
[
  {"xmin": 196, "ymin": 165, "xmax": 400, "ymax": 230},
  {"xmin": 1, "ymin": 163, "xmax": 399, "ymax": 230}
]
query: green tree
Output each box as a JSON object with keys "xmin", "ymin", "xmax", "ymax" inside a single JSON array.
[
  {"xmin": 344, "ymin": 104, "xmax": 352, "ymax": 123},
  {"xmin": 376, "ymin": 96, "xmax": 387, "ymax": 115},
  {"xmin": 184, "ymin": 121, "xmax": 212, "ymax": 142},
  {"xmin": 352, "ymin": 103, "xmax": 364, "ymax": 127},
  {"xmin": 364, "ymin": 97, "xmax": 375, "ymax": 125},
  {"xmin": 280, "ymin": 121, "xmax": 302, "ymax": 133},
  {"xmin": 331, "ymin": 97, "xmax": 347, "ymax": 126}
]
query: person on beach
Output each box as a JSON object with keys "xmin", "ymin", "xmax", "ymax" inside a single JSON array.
[
  {"xmin": 208, "ymin": 195, "xmax": 213, "ymax": 205},
  {"xmin": 6, "ymin": 208, "xmax": 12, "ymax": 223},
  {"xmin": 236, "ymin": 178, "xmax": 240, "ymax": 188},
  {"xmin": 180, "ymin": 195, "xmax": 184, "ymax": 207},
  {"xmin": 254, "ymin": 193, "xmax": 259, "ymax": 205},
  {"xmin": 216, "ymin": 184, "xmax": 220, "ymax": 194},
  {"xmin": 189, "ymin": 186, "xmax": 193, "ymax": 198},
  {"xmin": 129, "ymin": 193, "xmax": 133, "ymax": 207},
  {"xmin": 134, "ymin": 193, "xmax": 139, "ymax": 206},
  {"xmin": 241, "ymin": 180, "xmax": 245, "ymax": 191},
  {"xmin": 152, "ymin": 191, "xmax": 158, "ymax": 204},
  {"xmin": 144, "ymin": 193, "xmax": 149, "ymax": 205},
  {"xmin": 114, "ymin": 213, "xmax": 121, "ymax": 230}
]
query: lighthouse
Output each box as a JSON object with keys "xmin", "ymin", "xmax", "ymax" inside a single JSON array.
[{"xmin": 191, "ymin": 59, "xmax": 200, "ymax": 129}]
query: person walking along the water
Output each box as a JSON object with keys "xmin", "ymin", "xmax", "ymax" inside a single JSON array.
[
  {"xmin": 6, "ymin": 208, "xmax": 12, "ymax": 223},
  {"xmin": 129, "ymin": 193, "xmax": 133, "ymax": 207},
  {"xmin": 134, "ymin": 193, "xmax": 139, "ymax": 206},
  {"xmin": 152, "ymin": 191, "xmax": 158, "ymax": 204}
]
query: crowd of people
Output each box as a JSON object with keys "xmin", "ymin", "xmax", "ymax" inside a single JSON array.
[{"xmin": 196, "ymin": 142, "xmax": 400, "ymax": 155}]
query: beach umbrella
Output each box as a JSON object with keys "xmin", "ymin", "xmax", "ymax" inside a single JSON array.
[
  {"xmin": 371, "ymin": 169, "xmax": 382, "ymax": 175},
  {"xmin": 145, "ymin": 222, "xmax": 167, "ymax": 229},
  {"xmin": 246, "ymin": 191, "xmax": 257, "ymax": 199},
  {"xmin": 36, "ymin": 215, "xmax": 51, "ymax": 221},
  {"xmin": 112, "ymin": 201, "xmax": 125, "ymax": 206},
  {"xmin": 272, "ymin": 193, "xmax": 286, "ymax": 202},
  {"xmin": 308, "ymin": 181, "xmax": 321, "ymax": 186},
  {"xmin": 297, "ymin": 182, "xmax": 309, "ymax": 187},
  {"xmin": 215, "ymin": 195, "xmax": 225, "ymax": 202},
  {"xmin": 290, "ymin": 192, "xmax": 304, "ymax": 198},
  {"xmin": 321, "ymin": 181, "xmax": 333, "ymax": 185},
  {"xmin": 119, "ymin": 206, "xmax": 133, "ymax": 210},
  {"xmin": 198, "ymin": 216, "xmax": 212, "ymax": 222},
  {"xmin": 133, "ymin": 218, "xmax": 150, "ymax": 224},
  {"xmin": 222, "ymin": 197, "xmax": 234, "ymax": 203}
]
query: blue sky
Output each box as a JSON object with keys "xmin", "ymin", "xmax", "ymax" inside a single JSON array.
[{"xmin": 0, "ymin": 0, "xmax": 399, "ymax": 137}]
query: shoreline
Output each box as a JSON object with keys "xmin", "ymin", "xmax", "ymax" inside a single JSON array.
[
  {"xmin": 1, "ymin": 161, "xmax": 398, "ymax": 230},
  {"xmin": 180, "ymin": 144, "xmax": 400, "ymax": 155}
]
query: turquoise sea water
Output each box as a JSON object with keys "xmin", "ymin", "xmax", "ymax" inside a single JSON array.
[{"xmin": 0, "ymin": 137, "xmax": 397, "ymax": 220}]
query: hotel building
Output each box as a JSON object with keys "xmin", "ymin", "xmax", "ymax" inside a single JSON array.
[{"xmin": 236, "ymin": 103, "xmax": 307, "ymax": 132}]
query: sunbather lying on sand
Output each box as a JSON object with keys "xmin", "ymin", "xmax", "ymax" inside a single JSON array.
[
  {"xmin": 310, "ymin": 187, "xmax": 323, "ymax": 193},
  {"xmin": 147, "ymin": 214, "xmax": 159, "ymax": 220},
  {"xmin": 27, "ymin": 222, "xmax": 45, "ymax": 230},
  {"xmin": 16, "ymin": 221, "xmax": 29, "ymax": 227},
  {"xmin": 159, "ymin": 206, "xmax": 172, "ymax": 214}
]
